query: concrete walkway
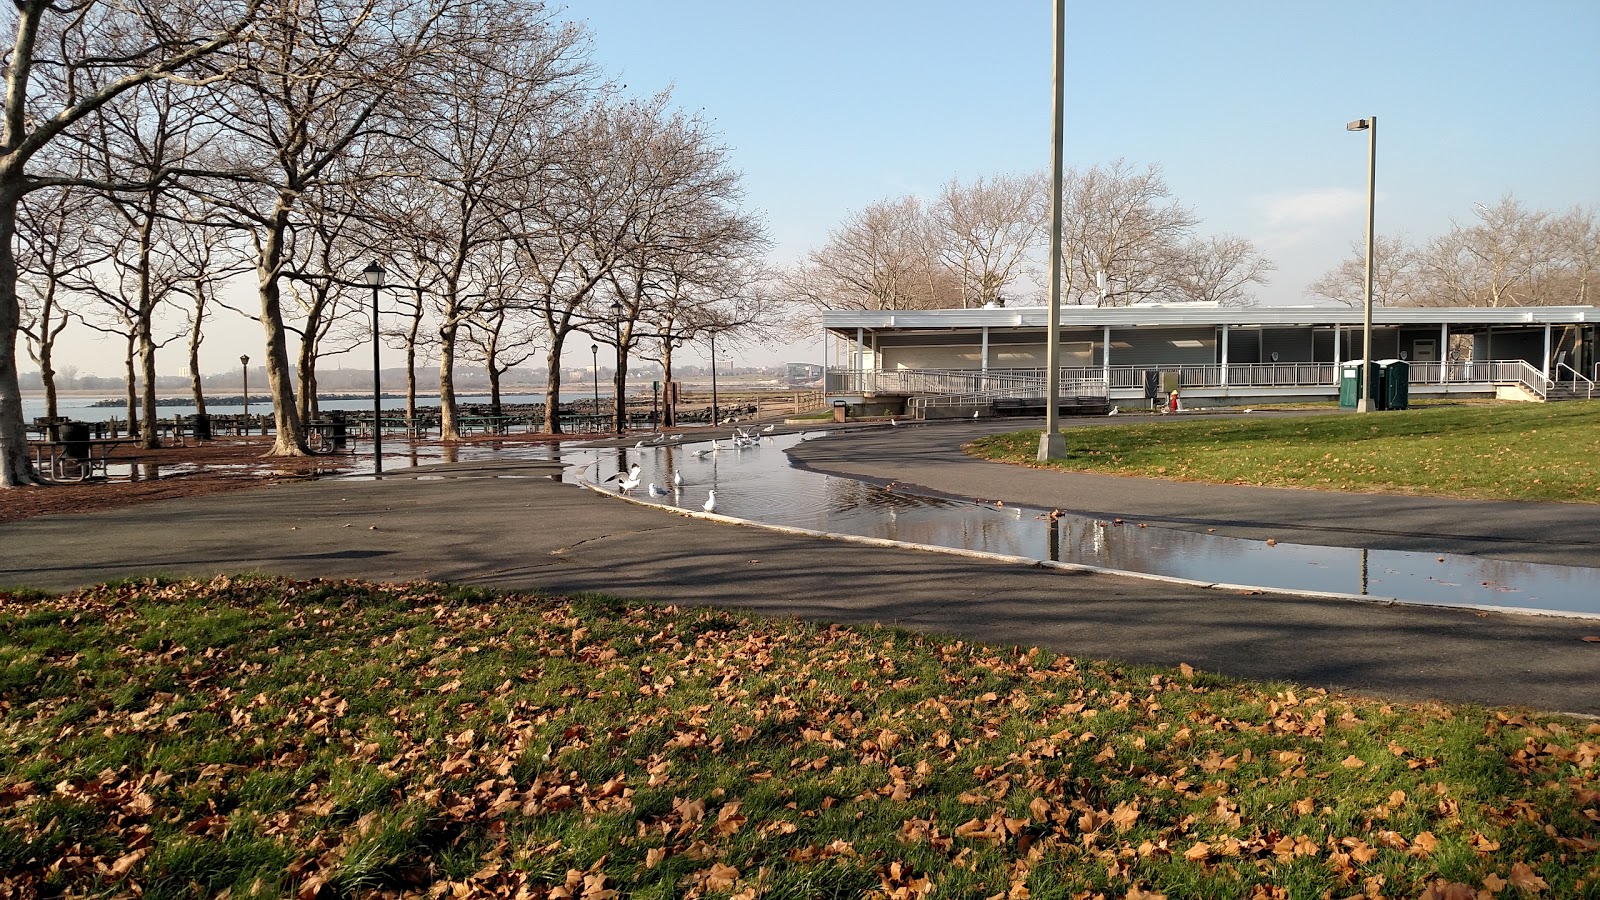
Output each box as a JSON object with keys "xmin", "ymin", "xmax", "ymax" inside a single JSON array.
[{"xmin": 2, "ymin": 420, "xmax": 1597, "ymax": 715}]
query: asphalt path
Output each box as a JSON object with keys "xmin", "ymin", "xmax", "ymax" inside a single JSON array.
[{"xmin": 2, "ymin": 420, "xmax": 1597, "ymax": 716}]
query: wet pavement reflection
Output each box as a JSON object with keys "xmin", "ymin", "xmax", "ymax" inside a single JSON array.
[{"xmin": 561, "ymin": 433, "xmax": 1600, "ymax": 617}]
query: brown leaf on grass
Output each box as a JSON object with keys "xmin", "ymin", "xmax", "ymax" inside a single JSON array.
[
  {"xmin": 1482, "ymin": 873, "xmax": 1507, "ymax": 892},
  {"xmin": 1292, "ymin": 797, "xmax": 1315, "ymax": 816},
  {"xmin": 1111, "ymin": 800, "xmax": 1140, "ymax": 833},
  {"xmin": 704, "ymin": 862, "xmax": 740, "ymax": 891},
  {"xmin": 1410, "ymin": 830, "xmax": 1438, "ymax": 857},
  {"xmin": 645, "ymin": 847, "xmax": 666, "ymax": 869},
  {"xmin": 1179, "ymin": 662, "xmax": 1196, "ymax": 679},
  {"xmin": 107, "ymin": 847, "xmax": 149, "ymax": 877},
  {"xmin": 1126, "ymin": 888, "xmax": 1168, "ymax": 900},
  {"xmin": 1418, "ymin": 882, "xmax": 1476, "ymax": 900},
  {"xmin": 712, "ymin": 801, "xmax": 746, "ymax": 836},
  {"xmin": 1470, "ymin": 832, "xmax": 1501, "ymax": 853},
  {"xmin": 580, "ymin": 873, "xmax": 617, "ymax": 900},
  {"xmin": 1340, "ymin": 755, "xmax": 1366, "ymax": 769},
  {"xmin": 1183, "ymin": 841, "xmax": 1211, "ymax": 862},
  {"xmin": 1509, "ymin": 862, "xmax": 1548, "ymax": 893}
]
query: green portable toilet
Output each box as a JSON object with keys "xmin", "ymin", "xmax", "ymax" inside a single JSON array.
[
  {"xmin": 1377, "ymin": 359, "xmax": 1409, "ymax": 410},
  {"xmin": 1339, "ymin": 361, "xmax": 1363, "ymax": 409}
]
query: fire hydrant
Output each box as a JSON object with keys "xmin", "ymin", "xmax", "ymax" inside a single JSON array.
[{"xmin": 1168, "ymin": 390, "xmax": 1180, "ymax": 413}]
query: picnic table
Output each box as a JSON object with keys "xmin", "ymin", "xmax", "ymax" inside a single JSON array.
[{"xmin": 29, "ymin": 436, "xmax": 139, "ymax": 482}]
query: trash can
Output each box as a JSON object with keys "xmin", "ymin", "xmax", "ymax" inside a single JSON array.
[
  {"xmin": 832, "ymin": 399, "xmax": 848, "ymax": 423},
  {"xmin": 62, "ymin": 421, "xmax": 91, "ymax": 461},
  {"xmin": 1377, "ymin": 359, "xmax": 1409, "ymax": 410},
  {"xmin": 192, "ymin": 413, "xmax": 212, "ymax": 441}
]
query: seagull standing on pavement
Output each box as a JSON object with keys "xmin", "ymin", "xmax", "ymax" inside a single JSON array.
[{"xmin": 703, "ymin": 490, "xmax": 717, "ymax": 513}]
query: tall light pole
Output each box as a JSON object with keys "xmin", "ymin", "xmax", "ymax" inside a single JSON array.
[
  {"xmin": 1038, "ymin": 0, "xmax": 1067, "ymax": 460},
  {"xmin": 240, "ymin": 355, "xmax": 250, "ymax": 434},
  {"xmin": 362, "ymin": 261, "xmax": 386, "ymax": 473},
  {"xmin": 590, "ymin": 343, "xmax": 600, "ymax": 431},
  {"xmin": 611, "ymin": 301, "xmax": 623, "ymax": 433},
  {"xmin": 1347, "ymin": 115, "xmax": 1377, "ymax": 413},
  {"xmin": 709, "ymin": 331, "xmax": 719, "ymax": 428}
]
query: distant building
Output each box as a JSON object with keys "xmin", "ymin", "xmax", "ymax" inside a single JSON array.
[{"xmin": 785, "ymin": 362, "xmax": 824, "ymax": 387}]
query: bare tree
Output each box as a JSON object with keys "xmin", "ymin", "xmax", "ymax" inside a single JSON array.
[
  {"xmin": 0, "ymin": 0, "xmax": 262, "ymax": 487},
  {"xmin": 16, "ymin": 183, "xmax": 103, "ymax": 419},
  {"xmin": 1172, "ymin": 235, "xmax": 1274, "ymax": 306},
  {"xmin": 191, "ymin": 0, "xmax": 460, "ymax": 457},
  {"xmin": 1058, "ymin": 159, "xmax": 1201, "ymax": 306},
  {"xmin": 385, "ymin": 2, "xmax": 591, "ymax": 440},
  {"xmin": 1306, "ymin": 235, "xmax": 1418, "ymax": 307},
  {"xmin": 933, "ymin": 171, "xmax": 1042, "ymax": 307},
  {"xmin": 1417, "ymin": 195, "xmax": 1559, "ymax": 308},
  {"xmin": 790, "ymin": 196, "xmax": 955, "ymax": 314}
]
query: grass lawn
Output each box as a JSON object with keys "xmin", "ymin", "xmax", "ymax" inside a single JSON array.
[
  {"xmin": 967, "ymin": 402, "xmax": 1600, "ymax": 503},
  {"xmin": 2, "ymin": 577, "xmax": 1595, "ymax": 899}
]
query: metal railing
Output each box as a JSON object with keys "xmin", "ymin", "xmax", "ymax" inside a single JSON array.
[
  {"xmin": 835, "ymin": 360, "xmax": 1557, "ymax": 402},
  {"xmin": 1555, "ymin": 363, "xmax": 1595, "ymax": 400},
  {"xmin": 908, "ymin": 377, "xmax": 1107, "ymax": 413}
]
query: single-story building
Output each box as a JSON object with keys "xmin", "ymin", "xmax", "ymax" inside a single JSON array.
[{"xmin": 821, "ymin": 304, "xmax": 1597, "ymax": 415}]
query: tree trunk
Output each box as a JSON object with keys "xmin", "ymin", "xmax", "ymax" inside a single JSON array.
[
  {"xmin": 123, "ymin": 336, "xmax": 139, "ymax": 436},
  {"xmin": 662, "ymin": 344, "xmax": 675, "ymax": 427},
  {"xmin": 39, "ymin": 333, "xmax": 57, "ymax": 420},
  {"xmin": 488, "ymin": 364, "xmax": 502, "ymax": 417},
  {"xmin": 614, "ymin": 353, "xmax": 628, "ymax": 433},
  {"xmin": 405, "ymin": 288, "xmax": 421, "ymax": 430},
  {"xmin": 542, "ymin": 341, "xmax": 564, "ymax": 435},
  {"xmin": 438, "ymin": 322, "xmax": 460, "ymax": 441},
  {"xmin": 188, "ymin": 290, "xmax": 207, "ymax": 415},
  {"xmin": 258, "ymin": 206, "xmax": 308, "ymax": 455},
  {"xmin": 137, "ymin": 316, "xmax": 159, "ymax": 449},
  {"xmin": 0, "ymin": 187, "xmax": 43, "ymax": 486}
]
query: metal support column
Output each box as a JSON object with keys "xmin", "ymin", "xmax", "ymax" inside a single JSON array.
[{"xmin": 1220, "ymin": 325, "xmax": 1230, "ymax": 387}]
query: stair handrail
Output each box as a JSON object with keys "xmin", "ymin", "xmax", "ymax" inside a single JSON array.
[{"xmin": 1556, "ymin": 362, "xmax": 1595, "ymax": 400}]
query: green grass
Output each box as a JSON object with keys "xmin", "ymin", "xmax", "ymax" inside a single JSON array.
[
  {"xmin": 967, "ymin": 402, "xmax": 1600, "ymax": 503},
  {"xmin": 1, "ymin": 577, "xmax": 1596, "ymax": 898}
]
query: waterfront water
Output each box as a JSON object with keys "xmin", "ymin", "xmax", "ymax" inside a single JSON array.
[
  {"xmin": 556, "ymin": 433, "xmax": 1600, "ymax": 617},
  {"xmin": 21, "ymin": 392, "xmax": 584, "ymax": 423}
]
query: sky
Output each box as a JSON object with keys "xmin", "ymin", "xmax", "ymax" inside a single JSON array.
[{"xmin": 33, "ymin": 0, "xmax": 1600, "ymax": 380}]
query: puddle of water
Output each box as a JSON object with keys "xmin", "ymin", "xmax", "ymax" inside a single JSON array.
[{"xmin": 562, "ymin": 435, "xmax": 1600, "ymax": 617}]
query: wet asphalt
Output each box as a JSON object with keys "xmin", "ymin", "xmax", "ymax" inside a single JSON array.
[{"xmin": 2, "ymin": 415, "xmax": 1597, "ymax": 716}]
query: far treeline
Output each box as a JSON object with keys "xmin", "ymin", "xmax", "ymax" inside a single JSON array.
[{"xmin": 784, "ymin": 168, "xmax": 1596, "ymax": 321}]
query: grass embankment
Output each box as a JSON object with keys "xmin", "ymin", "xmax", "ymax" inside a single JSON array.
[
  {"xmin": 3, "ymin": 578, "xmax": 1596, "ymax": 899},
  {"xmin": 968, "ymin": 403, "xmax": 1600, "ymax": 503}
]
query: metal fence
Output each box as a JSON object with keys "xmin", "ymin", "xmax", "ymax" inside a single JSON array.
[{"xmin": 833, "ymin": 360, "xmax": 1556, "ymax": 401}]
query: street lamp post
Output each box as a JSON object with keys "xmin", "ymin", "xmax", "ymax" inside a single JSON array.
[
  {"xmin": 709, "ymin": 331, "xmax": 719, "ymax": 428},
  {"xmin": 362, "ymin": 261, "xmax": 386, "ymax": 473},
  {"xmin": 240, "ymin": 355, "xmax": 250, "ymax": 435},
  {"xmin": 610, "ymin": 301, "xmax": 623, "ymax": 433},
  {"xmin": 590, "ymin": 343, "xmax": 600, "ymax": 432},
  {"xmin": 1347, "ymin": 115, "xmax": 1377, "ymax": 413},
  {"xmin": 1038, "ymin": 0, "xmax": 1067, "ymax": 460}
]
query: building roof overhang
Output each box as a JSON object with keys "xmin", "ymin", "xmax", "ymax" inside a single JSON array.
[{"xmin": 821, "ymin": 305, "xmax": 1596, "ymax": 333}]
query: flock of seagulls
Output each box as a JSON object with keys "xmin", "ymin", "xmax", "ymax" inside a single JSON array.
[{"xmin": 598, "ymin": 426, "xmax": 780, "ymax": 514}]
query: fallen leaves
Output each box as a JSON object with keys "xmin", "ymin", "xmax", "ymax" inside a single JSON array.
[{"xmin": 1, "ymin": 576, "xmax": 1593, "ymax": 900}]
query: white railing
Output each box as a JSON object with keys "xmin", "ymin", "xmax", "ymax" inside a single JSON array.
[
  {"xmin": 833, "ymin": 360, "xmax": 1556, "ymax": 401},
  {"xmin": 908, "ymin": 377, "xmax": 1107, "ymax": 413},
  {"xmin": 1555, "ymin": 363, "xmax": 1595, "ymax": 399}
]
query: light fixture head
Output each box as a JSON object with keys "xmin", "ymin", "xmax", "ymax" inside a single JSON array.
[
  {"xmin": 591, "ymin": 343, "xmax": 598, "ymax": 354},
  {"xmin": 1345, "ymin": 118, "xmax": 1370, "ymax": 132},
  {"xmin": 240, "ymin": 355, "xmax": 249, "ymax": 365},
  {"xmin": 361, "ymin": 261, "xmax": 386, "ymax": 287}
]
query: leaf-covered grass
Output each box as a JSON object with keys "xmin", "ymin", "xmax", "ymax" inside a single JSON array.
[
  {"xmin": 1, "ymin": 576, "xmax": 1595, "ymax": 899},
  {"xmin": 968, "ymin": 402, "xmax": 1600, "ymax": 503}
]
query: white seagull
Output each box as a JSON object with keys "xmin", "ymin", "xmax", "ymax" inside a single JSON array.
[
  {"xmin": 648, "ymin": 483, "xmax": 669, "ymax": 497},
  {"xmin": 703, "ymin": 490, "xmax": 717, "ymax": 513},
  {"xmin": 672, "ymin": 470, "xmax": 683, "ymax": 487},
  {"xmin": 972, "ymin": 410, "xmax": 980, "ymax": 419},
  {"xmin": 1107, "ymin": 406, "xmax": 1119, "ymax": 416},
  {"xmin": 603, "ymin": 464, "xmax": 642, "ymax": 492},
  {"xmin": 760, "ymin": 424, "xmax": 775, "ymax": 434}
]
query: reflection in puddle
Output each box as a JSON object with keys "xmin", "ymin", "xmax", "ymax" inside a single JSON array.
[{"xmin": 563, "ymin": 435, "xmax": 1600, "ymax": 617}]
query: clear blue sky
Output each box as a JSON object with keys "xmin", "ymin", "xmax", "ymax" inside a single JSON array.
[
  {"xmin": 40, "ymin": 1, "xmax": 1600, "ymax": 377},
  {"xmin": 571, "ymin": 0, "xmax": 1600, "ymax": 363}
]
